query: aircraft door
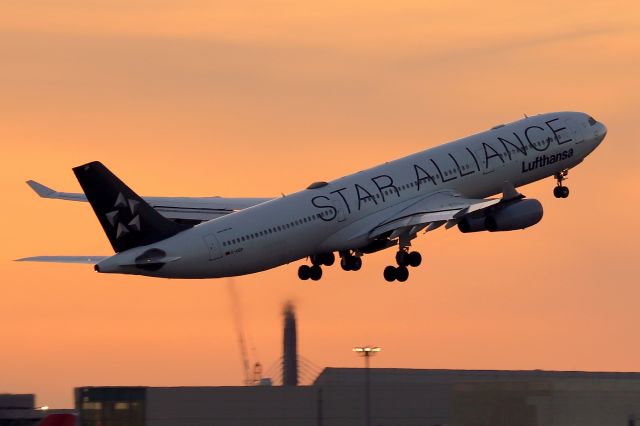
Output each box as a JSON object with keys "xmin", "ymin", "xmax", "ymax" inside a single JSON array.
[{"xmin": 203, "ymin": 233, "xmax": 223, "ymax": 260}]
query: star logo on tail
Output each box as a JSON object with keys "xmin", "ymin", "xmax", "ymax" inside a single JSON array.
[{"xmin": 105, "ymin": 192, "xmax": 141, "ymax": 239}]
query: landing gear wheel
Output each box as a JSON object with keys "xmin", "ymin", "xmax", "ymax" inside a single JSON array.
[
  {"xmin": 341, "ymin": 257, "xmax": 352, "ymax": 271},
  {"xmin": 312, "ymin": 253, "xmax": 335, "ymax": 266},
  {"xmin": 396, "ymin": 251, "xmax": 409, "ymax": 267},
  {"xmin": 384, "ymin": 266, "xmax": 397, "ymax": 282},
  {"xmin": 309, "ymin": 265, "xmax": 323, "ymax": 281},
  {"xmin": 396, "ymin": 266, "xmax": 409, "ymax": 282},
  {"xmin": 350, "ymin": 257, "xmax": 362, "ymax": 271},
  {"xmin": 341, "ymin": 254, "xmax": 362, "ymax": 271},
  {"xmin": 554, "ymin": 185, "xmax": 570, "ymax": 198},
  {"xmin": 407, "ymin": 251, "xmax": 422, "ymax": 267},
  {"xmin": 324, "ymin": 253, "xmax": 336, "ymax": 266},
  {"xmin": 298, "ymin": 265, "xmax": 311, "ymax": 280},
  {"xmin": 553, "ymin": 186, "xmax": 563, "ymax": 198}
]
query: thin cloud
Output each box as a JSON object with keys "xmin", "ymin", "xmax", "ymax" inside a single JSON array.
[{"xmin": 401, "ymin": 26, "xmax": 623, "ymax": 68}]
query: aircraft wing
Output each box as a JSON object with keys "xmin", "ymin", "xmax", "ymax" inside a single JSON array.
[
  {"xmin": 368, "ymin": 182, "xmax": 522, "ymax": 240},
  {"xmin": 27, "ymin": 180, "xmax": 273, "ymax": 223}
]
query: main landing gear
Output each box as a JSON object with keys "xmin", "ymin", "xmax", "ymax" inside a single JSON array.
[
  {"xmin": 383, "ymin": 249, "xmax": 422, "ymax": 283},
  {"xmin": 298, "ymin": 252, "xmax": 335, "ymax": 281},
  {"xmin": 298, "ymin": 251, "xmax": 363, "ymax": 281},
  {"xmin": 553, "ymin": 169, "xmax": 570, "ymax": 199},
  {"xmin": 340, "ymin": 251, "xmax": 362, "ymax": 272}
]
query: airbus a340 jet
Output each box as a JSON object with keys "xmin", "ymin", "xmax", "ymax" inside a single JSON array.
[{"xmin": 19, "ymin": 111, "xmax": 606, "ymax": 282}]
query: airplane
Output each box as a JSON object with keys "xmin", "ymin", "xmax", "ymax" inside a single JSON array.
[{"xmin": 17, "ymin": 111, "xmax": 606, "ymax": 282}]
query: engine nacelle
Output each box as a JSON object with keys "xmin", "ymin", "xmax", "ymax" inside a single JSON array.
[
  {"xmin": 485, "ymin": 199, "xmax": 543, "ymax": 231},
  {"xmin": 457, "ymin": 216, "xmax": 488, "ymax": 233},
  {"xmin": 458, "ymin": 199, "xmax": 543, "ymax": 233}
]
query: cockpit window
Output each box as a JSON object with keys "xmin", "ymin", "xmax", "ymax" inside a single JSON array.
[{"xmin": 588, "ymin": 116, "xmax": 597, "ymax": 126}]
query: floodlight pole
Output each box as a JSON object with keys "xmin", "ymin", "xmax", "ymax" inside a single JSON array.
[{"xmin": 353, "ymin": 346, "xmax": 380, "ymax": 426}]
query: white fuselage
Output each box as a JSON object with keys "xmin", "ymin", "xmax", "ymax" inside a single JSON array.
[{"xmin": 96, "ymin": 111, "xmax": 606, "ymax": 278}]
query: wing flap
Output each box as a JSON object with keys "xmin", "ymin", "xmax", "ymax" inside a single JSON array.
[
  {"xmin": 369, "ymin": 182, "xmax": 523, "ymax": 240},
  {"xmin": 369, "ymin": 191, "xmax": 500, "ymax": 239}
]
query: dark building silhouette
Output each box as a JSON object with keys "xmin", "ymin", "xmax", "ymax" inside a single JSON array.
[{"xmin": 282, "ymin": 302, "xmax": 298, "ymax": 386}]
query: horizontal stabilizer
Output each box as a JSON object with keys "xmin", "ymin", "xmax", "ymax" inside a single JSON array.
[
  {"xmin": 27, "ymin": 180, "xmax": 87, "ymax": 201},
  {"xmin": 26, "ymin": 180, "xmax": 273, "ymax": 223},
  {"xmin": 15, "ymin": 255, "xmax": 108, "ymax": 264}
]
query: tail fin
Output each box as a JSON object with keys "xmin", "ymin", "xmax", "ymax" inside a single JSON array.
[{"xmin": 73, "ymin": 161, "xmax": 188, "ymax": 253}]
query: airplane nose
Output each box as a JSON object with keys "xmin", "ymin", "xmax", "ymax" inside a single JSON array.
[{"xmin": 598, "ymin": 122, "xmax": 607, "ymax": 138}]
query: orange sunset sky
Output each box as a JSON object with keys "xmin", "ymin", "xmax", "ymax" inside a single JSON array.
[{"xmin": 1, "ymin": 1, "xmax": 639, "ymax": 408}]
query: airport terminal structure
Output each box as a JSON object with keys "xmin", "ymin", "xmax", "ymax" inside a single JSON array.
[
  {"xmin": 74, "ymin": 368, "xmax": 640, "ymax": 426},
  {"xmin": 7, "ymin": 305, "xmax": 640, "ymax": 426}
]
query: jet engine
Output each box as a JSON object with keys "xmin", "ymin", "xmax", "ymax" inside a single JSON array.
[{"xmin": 458, "ymin": 199, "xmax": 543, "ymax": 233}]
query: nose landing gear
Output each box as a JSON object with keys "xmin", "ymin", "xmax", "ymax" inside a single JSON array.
[{"xmin": 553, "ymin": 170, "xmax": 570, "ymax": 198}]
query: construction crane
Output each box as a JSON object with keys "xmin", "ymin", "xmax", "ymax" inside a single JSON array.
[{"xmin": 226, "ymin": 279, "xmax": 261, "ymax": 386}]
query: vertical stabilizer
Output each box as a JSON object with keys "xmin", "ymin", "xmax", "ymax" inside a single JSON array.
[{"xmin": 73, "ymin": 161, "xmax": 188, "ymax": 252}]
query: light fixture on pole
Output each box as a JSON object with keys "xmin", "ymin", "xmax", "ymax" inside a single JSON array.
[{"xmin": 353, "ymin": 346, "xmax": 380, "ymax": 426}]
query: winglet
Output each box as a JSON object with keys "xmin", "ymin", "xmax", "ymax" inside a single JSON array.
[
  {"xmin": 501, "ymin": 181, "xmax": 524, "ymax": 201},
  {"xmin": 26, "ymin": 180, "xmax": 56, "ymax": 198}
]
